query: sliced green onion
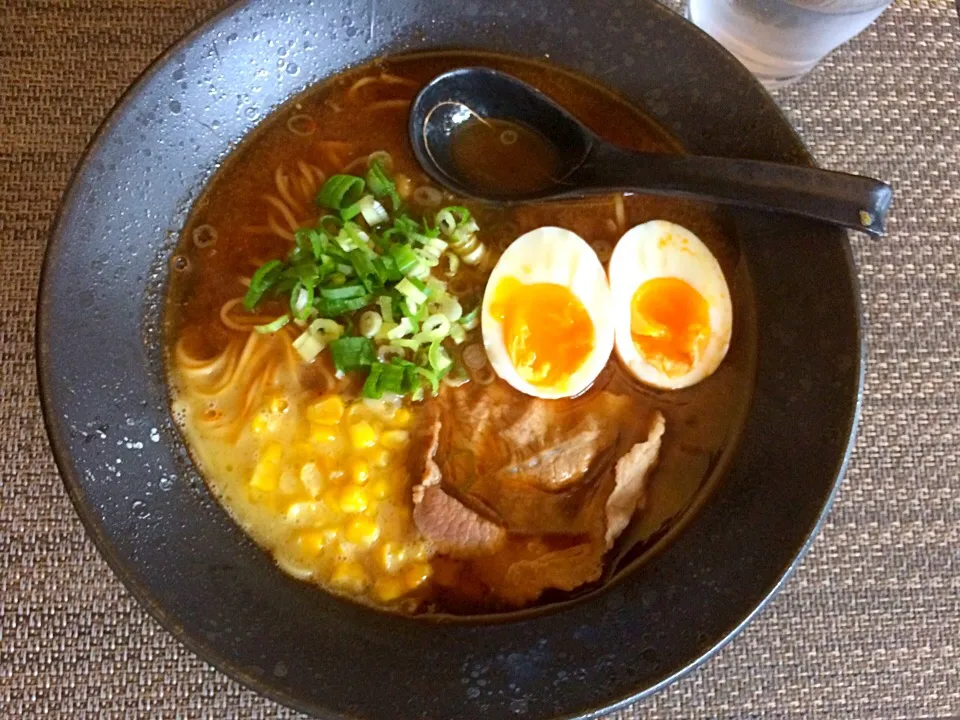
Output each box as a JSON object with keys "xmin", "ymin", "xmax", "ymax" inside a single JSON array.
[
  {"xmin": 378, "ymin": 296, "xmax": 394, "ymax": 324},
  {"xmin": 449, "ymin": 323, "xmax": 467, "ymax": 345},
  {"xmin": 293, "ymin": 329, "xmax": 326, "ymax": 362},
  {"xmin": 243, "ymin": 259, "xmax": 284, "ymax": 310},
  {"xmin": 436, "ymin": 209, "xmax": 457, "ymax": 236},
  {"xmin": 373, "ymin": 255, "xmax": 402, "ymax": 283},
  {"xmin": 386, "ymin": 317, "xmax": 415, "ymax": 340},
  {"xmin": 452, "ymin": 218, "xmax": 479, "ymax": 243},
  {"xmin": 319, "ymin": 283, "xmax": 367, "ymax": 300},
  {"xmin": 416, "ymin": 366, "xmax": 441, "ymax": 395},
  {"xmin": 290, "ymin": 283, "xmax": 315, "ymax": 321},
  {"xmin": 349, "ymin": 249, "xmax": 381, "ymax": 291},
  {"xmin": 329, "ymin": 336, "xmax": 376, "ymax": 372},
  {"xmin": 443, "ymin": 251, "xmax": 460, "ymax": 277},
  {"xmin": 317, "ymin": 174, "xmax": 365, "ymax": 210},
  {"xmin": 390, "ymin": 338, "xmax": 421, "ymax": 351},
  {"xmin": 335, "ymin": 222, "xmax": 371, "ymax": 253},
  {"xmin": 360, "ymin": 195, "xmax": 390, "ymax": 226},
  {"xmin": 428, "ymin": 339, "xmax": 453, "ymax": 373},
  {"xmin": 442, "ymin": 364, "xmax": 470, "ymax": 388},
  {"xmin": 418, "ymin": 313, "xmax": 451, "ymax": 342},
  {"xmin": 388, "ymin": 244, "xmax": 419, "ymax": 276},
  {"xmin": 362, "ymin": 362, "xmax": 384, "ymax": 399},
  {"xmin": 378, "ymin": 363, "xmax": 407, "ymax": 394},
  {"xmin": 433, "ymin": 294, "xmax": 462, "ymax": 323},
  {"xmin": 377, "ymin": 345, "xmax": 406, "ymax": 363},
  {"xmin": 460, "ymin": 242, "xmax": 485, "ymax": 266},
  {"xmin": 308, "ymin": 318, "xmax": 345, "ymax": 341},
  {"xmin": 423, "ymin": 237, "xmax": 448, "ymax": 258},
  {"xmin": 460, "ymin": 306, "xmax": 480, "ymax": 330},
  {"xmin": 366, "ymin": 159, "xmax": 402, "ymax": 210},
  {"xmin": 315, "ymin": 294, "xmax": 373, "ymax": 317},
  {"xmin": 375, "ymin": 321, "xmax": 397, "ymax": 341},
  {"xmin": 358, "ymin": 310, "xmax": 383, "ymax": 338},
  {"xmin": 414, "ymin": 248, "xmax": 440, "ymax": 269},
  {"xmin": 399, "ymin": 294, "xmax": 425, "ymax": 328},
  {"xmin": 396, "ymin": 277, "xmax": 428, "ymax": 306},
  {"xmin": 254, "ymin": 314, "xmax": 290, "ymax": 334}
]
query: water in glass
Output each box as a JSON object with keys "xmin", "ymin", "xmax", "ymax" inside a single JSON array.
[{"xmin": 686, "ymin": 0, "xmax": 892, "ymax": 88}]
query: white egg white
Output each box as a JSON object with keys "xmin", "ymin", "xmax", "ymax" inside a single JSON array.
[
  {"xmin": 481, "ymin": 226, "xmax": 614, "ymax": 399},
  {"xmin": 609, "ymin": 220, "xmax": 733, "ymax": 390}
]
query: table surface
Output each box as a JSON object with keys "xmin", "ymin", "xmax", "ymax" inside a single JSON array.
[{"xmin": 2, "ymin": 1, "xmax": 958, "ymax": 718}]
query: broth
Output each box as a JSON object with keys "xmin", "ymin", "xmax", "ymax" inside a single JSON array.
[
  {"xmin": 450, "ymin": 117, "xmax": 561, "ymax": 195},
  {"xmin": 166, "ymin": 51, "xmax": 757, "ymax": 615}
]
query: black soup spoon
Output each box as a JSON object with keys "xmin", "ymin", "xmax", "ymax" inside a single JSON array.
[{"xmin": 409, "ymin": 67, "xmax": 892, "ymax": 236}]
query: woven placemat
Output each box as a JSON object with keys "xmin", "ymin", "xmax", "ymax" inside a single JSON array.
[{"xmin": 2, "ymin": 1, "xmax": 958, "ymax": 717}]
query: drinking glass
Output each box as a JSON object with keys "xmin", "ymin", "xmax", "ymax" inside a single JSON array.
[{"xmin": 684, "ymin": 0, "xmax": 894, "ymax": 88}]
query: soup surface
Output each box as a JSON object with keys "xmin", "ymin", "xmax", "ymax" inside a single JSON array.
[{"xmin": 166, "ymin": 52, "xmax": 756, "ymax": 615}]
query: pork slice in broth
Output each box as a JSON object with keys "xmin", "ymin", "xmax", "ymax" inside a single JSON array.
[
  {"xmin": 605, "ymin": 412, "xmax": 665, "ymax": 548},
  {"xmin": 413, "ymin": 485, "xmax": 507, "ymax": 557},
  {"xmin": 434, "ymin": 383, "xmax": 649, "ymax": 536}
]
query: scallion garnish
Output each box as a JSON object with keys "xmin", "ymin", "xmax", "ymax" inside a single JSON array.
[
  {"xmin": 254, "ymin": 313, "xmax": 291, "ymax": 334},
  {"xmin": 317, "ymin": 174, "xmax": 366, "ymax": 211},
  {"xmin": 329, "ymin": 336, "xmax": 377, "ymax": 372},
  {"xmin": 243, "ymin": 152, "xmax": 486, "ymax": 399}
]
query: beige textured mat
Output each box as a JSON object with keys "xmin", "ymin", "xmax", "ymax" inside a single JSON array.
[{"xmin": 1, "ymin": 1, "xmax": 957, "ymax": 717}]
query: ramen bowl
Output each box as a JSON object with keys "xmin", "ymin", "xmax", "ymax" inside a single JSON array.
[{"xmin": 37, "ymin": 0, "xmax": 862, "ymax": 717}]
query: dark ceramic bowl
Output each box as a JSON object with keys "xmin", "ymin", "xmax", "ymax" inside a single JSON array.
[{"xmin": 37, "ymin": 0, "xmax": 863, "ymax": 718}]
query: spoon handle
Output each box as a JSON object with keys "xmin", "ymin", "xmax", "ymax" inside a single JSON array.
[{"xmin": 572, "ymin": 145, "xmax": 893, "ymax": 236}]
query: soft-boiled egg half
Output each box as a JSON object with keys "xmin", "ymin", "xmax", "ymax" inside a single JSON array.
[
  {"xmin": 482, "ymin": 227, "xmax": 614, "ymax": 399},
  {"xmin": 609, "ymin": 221, "xmax": 732, "ymax": 390}
]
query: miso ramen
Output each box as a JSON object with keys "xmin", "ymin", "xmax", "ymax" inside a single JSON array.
[{"xmin": 166, "ymin": 52, "xmax": 756, "ymax": 615}]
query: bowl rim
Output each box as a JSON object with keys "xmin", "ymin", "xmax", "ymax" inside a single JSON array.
[{"xmin": 36, "ymin": 0, "xmax": 865, "ymax": 717}]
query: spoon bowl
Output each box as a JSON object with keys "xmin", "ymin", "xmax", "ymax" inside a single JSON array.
[{"xmin": 411, "ymin": 67, "xmax": 893, "ymax": 236}]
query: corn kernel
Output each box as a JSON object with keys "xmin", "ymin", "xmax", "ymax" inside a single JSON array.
[
  {"xmin": 366, "ymin": 447, "xmax": 391, "ymax": 468},
  {"xmin": 339, "ymin": 484, "xmax": 369, "ymax": 514},
  {"xmin": 307, "ymin": 396, "xmax": 344, "ymax": 425},
  {"xmin": 297, "ymin": 530, "xmax": 330, "ymax": 556},
  {"xmin": 249, "ymin": 444, "xmax": 283, "ymax": 491},
  {"xmin": 403, "ymin": 562, "xmax": 432, "ymax": 589},
  {"xmin": 294, "ymin": 442, "xmax": 315, "ymax": 458},
  {"xmin": 300, "ymin": 462, "xmax": 324, "ymax": 497},
  {"xmin": 350, "ymin": 459, "xmax": 370, "ymax": 485},
  {"xmin": 322, "ymin": 487, "xmax": 341, "ymax": 511},
  {"xmin": 348, "ymin": 421, "xmax": 377, "ymax": 449},
  {"xmin": 392, "ymin": 408, "xmax": 412, "ymax": 428},
  {"xmin": 261, "ymin": 444, "xmax": 283, "ymax": 463},
  {"xmin": 251, "ymin": 412, "xmax": 270, "ymax": 434},
  {"xmin": 286, "ymin": 501, "xmax": 324, "ymax": 525},
  {"xmin": 345, "ymin": 516, "xmax": 381, "ymax": 546},
  {"xmin": 310, "ymin": 426, "xmax": 338, "ymax": 445},
  {"xmin": 375, "ymin": 541, "xmax": 406, "ymax": 573},
  {"xmin": 330, "ymin": 561, "xmax": 368, "ymax": 592},
  {"xmin": 269, "ymin": 396, "xmax": 290, "ymax": 414},
  {"xmin": 280, "ymin": 469, "xmax": 302, "ymax": 495},
  {"xmin": 344, "ymin": 402, "xmax": 370, "ymax": 422},
  {"xmin": 373, "ymin": 576, "xmax": 406, "ymax": 602},
  {"xmin": 380, "ymin": 430, "xmax": 409, "ymax": 450},
  {"xmin": 370, "ymin": 478, "xmax": 391, "ymax": 500},
  {"xmin": 297, "ymin": 528, "xmax": 337, "ymax": 556}
]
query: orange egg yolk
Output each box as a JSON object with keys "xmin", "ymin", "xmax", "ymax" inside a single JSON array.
[
  {"xmin": 631, "ymin": 277, "xmax": 710, "ymax": 377},
  {"xmin": 490, "ymin": 278, "xmax": 595, "ymax": 388}
]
